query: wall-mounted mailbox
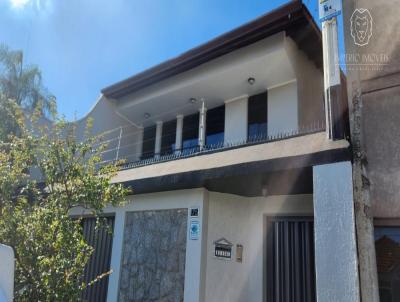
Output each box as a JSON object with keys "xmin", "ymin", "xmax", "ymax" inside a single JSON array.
[
  {"xmin": 236, "ymin": 244, "xmax": 243, "ymax": 263},
  {"xmin": 214, "ymin": 238, "xmax": 233, "ymax": 260}
]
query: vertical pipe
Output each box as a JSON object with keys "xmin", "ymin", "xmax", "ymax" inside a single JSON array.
[
  {"xmin": 115, "ymin": 127, "xmax": 123, "ymax": 162},
  {"xmin": 175, "ymin": 115, "xmax": 183, "ymax": 153},
  {"xmin": 198, "ymin": 101, "xmax": 207, "ymax": 150}
]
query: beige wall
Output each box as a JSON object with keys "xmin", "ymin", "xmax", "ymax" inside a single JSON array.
[
  {"xmin": 224, "ymin": 96, "xmax": 248, "ymax": 144},
  {"xmin": 268, "ymin": 80, "xmax": 298, "ymax": 135},
  {"xmin": 285, "ymin": 36, "xmax": 325, "ymax": 128},
  {"xmin": 204, "ymin": 191, "xmax": 313, "ymax": 302}
]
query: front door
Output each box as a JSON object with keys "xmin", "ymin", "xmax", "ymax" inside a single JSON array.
[{"xmin": 266, "ymin": 217, "xmax": 316, "ymax": 302}]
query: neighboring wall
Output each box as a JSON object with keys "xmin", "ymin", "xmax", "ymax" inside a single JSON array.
[
  {"xmin": 204, "ymin": 192, "xmax": 313, "ymax": 302},
  {"xmin": 75, "ymin": 96, "xmax": 143, "ymax": 163},
  {"xmin": 343, "ymin": 0, "xmax": 400, "ymax": 217}
]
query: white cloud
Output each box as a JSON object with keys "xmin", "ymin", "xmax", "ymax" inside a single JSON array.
[
  {"xmin": 8, "ymin": 0, "xmax": 52, "ymax": 11},
  {"xmin": 10, "ymin": 0, "xmax": 30, "ymax": 8}
]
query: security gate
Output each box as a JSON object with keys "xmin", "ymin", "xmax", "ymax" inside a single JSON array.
[{"xmin": 266, "ymin": 217, "xmax": 316, "ymax": 302}]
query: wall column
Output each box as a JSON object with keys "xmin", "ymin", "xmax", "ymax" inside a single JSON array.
[
  {"xmin": 313, "ymin": 161, "xmax": 360, "ymax": 302},
  {"xmin": 268, "ymin": 81, "xmax": 298, "ymax": 136},
  {"xmin": 154, "ymin": 121, "xmax": 163, "ymax": 157},
  {"xmin": 106, "ymin": 208, "xmax": 126, "ymax": 302},
  {"xmin": 175, "ymin": 114, "xmax": 184, "ymax": 154},
  {"xmin": 224, "ymin": 95, "xmax": 248, "ymax": 144}
]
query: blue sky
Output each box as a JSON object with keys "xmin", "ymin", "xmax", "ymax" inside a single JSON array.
[{"xmin": 0, "ymin": 0, "xmax": 344, "ymax": 120}]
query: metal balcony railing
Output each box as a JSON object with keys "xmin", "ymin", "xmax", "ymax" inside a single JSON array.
[{"xmin": 98, "ymin": 120, "xmax": 326, "ymax": 171}]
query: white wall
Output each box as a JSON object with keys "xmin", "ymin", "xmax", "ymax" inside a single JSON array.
[
  {"xmin": 0, "ymin": 244, "xmax": 14, "ymax": 302},
  {"xmin": 313, "ymin": 162, "xmax": 360, "ymax": 302},
  {"xmin": 204, "ymin": 192, "xmax": 313, "ymax": 302},
  {"xmin": 268, "ymin": 81, "xmax": 298, "ymax": 136},
  {"xmin": 224, "ymin": 96, "xmax": 248, "ymax": 144}
]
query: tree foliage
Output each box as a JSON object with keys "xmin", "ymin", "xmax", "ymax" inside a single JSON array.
[
  {"xmin": 0, "ymin": 105, "xmax": 129, "ymax": 301},
  {"xmin": 0, "ymin": 44, "xmax": 56, "ymax": 140}
]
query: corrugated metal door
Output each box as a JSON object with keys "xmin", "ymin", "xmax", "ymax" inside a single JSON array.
[
  {"xmin": 81, "ymin": 216, "xmax": 115, "ymax": 302},
  {"xmin": 266, "ymin": 217, "xmax": 316, "ymax": 302}
]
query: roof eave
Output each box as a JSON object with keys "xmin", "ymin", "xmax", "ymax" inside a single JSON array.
[{"xmin": 102, "ymin": 0, "xmax": 320, "ymax": 99}]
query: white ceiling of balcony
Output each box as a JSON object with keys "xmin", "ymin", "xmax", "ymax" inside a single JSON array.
[{"xmin": 113, "ymin": 32, "xmax": 296, "ymax": 127}]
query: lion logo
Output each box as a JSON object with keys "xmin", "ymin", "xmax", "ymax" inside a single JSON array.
[{"xmin": 350, "ymin": 8, "xmax": 373, "ymax": 46}]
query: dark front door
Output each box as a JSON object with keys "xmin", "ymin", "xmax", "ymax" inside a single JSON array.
[{"xmin": 266, "ymin": 217, "xmax": 316, "ymax": 302}]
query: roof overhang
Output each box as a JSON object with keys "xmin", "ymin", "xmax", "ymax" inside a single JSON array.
[{"xmin": 101, "ymin": 0, "xmax": 321, "ymax": 99}]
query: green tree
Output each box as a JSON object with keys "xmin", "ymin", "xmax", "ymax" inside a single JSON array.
[
  {"xmin": 0, "ymin": 44, "xmax": 55, "ymax": 140},
  {"xmin": 0, "ymin": 107, "xmax": 129, "ymax": 301}
]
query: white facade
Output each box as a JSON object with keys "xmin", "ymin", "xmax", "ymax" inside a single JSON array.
[{"xmin": 69, "ymin": 8, "xmax": 357, "ymax": 301}]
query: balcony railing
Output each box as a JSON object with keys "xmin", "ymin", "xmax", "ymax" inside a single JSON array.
[{"xmin": 97, "ymin": 120, "xmax": 326, "ymax": 171}]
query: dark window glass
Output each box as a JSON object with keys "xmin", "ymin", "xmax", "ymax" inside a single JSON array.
[
  {"xmin": 141, "ymin": 125, "xmax": 156, "ymax": 159},
  {"xmin": 160, "ymin": 119, "xmax": 177, "ymax": 156},
  {"xmin": 375, "ymin": 227, "xmax": 400, "ymax": 302},
  {"xmin": 206, "ymin": 105, "xmax": 225, "ymax": 146},
  {"xmin": 182, "ymin": 113, "xmax": 199, "ymax": 153},
  {"xmin": 248, "ymin": 91, "xmax": 268, "ymax": 140}
]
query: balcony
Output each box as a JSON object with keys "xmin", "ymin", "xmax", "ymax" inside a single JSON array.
[{"xmin": 99, "ymin": 120, "xmax": 327, "ymax": 171}]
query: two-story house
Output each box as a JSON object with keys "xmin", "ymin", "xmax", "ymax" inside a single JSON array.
[{"xmin": 72, "ymin": 1, "xmax": 360, "ymax": 301}]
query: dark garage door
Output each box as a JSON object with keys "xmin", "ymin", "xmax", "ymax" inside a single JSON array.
[{"xmin": 81, "ymin": 216, "xmax": 115, "ymax": 302}]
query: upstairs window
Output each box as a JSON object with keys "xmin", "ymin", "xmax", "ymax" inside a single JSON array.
[
  {"xmin": 206, "ymin": 105, "xmax": 225, "ymax": 146},
  {"xmin": 248, "ymin": 91, "xmax": 268, "ymax": 141},
  {"xmin": 141, "ymin": 125, "xmax": 156, "ymax": 159},
  {"xmin": 182, "ymin": 112, "xmax": 199, "ymax": 153},
  {"xmin": 160, "ymin": 119, "xmax": 177, "ymax": 156}
]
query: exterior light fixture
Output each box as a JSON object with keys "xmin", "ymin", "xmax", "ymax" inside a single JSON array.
[
  {"xmin": 144, "ymin": 112, "xmax": 151, "ymax": 119},
  {"xmin": 248, "ymin": 77, "xmax": 256, "ymax": 85},
  {"xmin": 189, "ymin": 98, "xmax": 197, "ymax": 104}
]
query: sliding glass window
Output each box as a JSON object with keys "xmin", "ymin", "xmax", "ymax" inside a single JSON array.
[
  {"xmin": 160, "ymin": 119, "xmax": 177, "ymax": 156},
  {"xmin": 182, "ymin": 113, "xmax": 199, "ymax": 153},
  {"xmin": 141, "ymin": 125, "xmax": 156, "ymax": 159},
  {"xmin": 248, "ymin": 91, "xmax": 268, "ymax": 141},
  {"xmin": 206, "ymin": 105, "xmax": 225, "ymax": 146}
]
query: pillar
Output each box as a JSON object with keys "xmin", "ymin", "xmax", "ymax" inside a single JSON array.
[
  {"xmin": 313, "ymin": 161, "xmax": 360, "ymax": 301},
  {"xmin": 175, "ymin": 114, "xmax": 183, "ymax": 153},
  {"xmin": 224, "ymin": 95, "xmax": 248, "ymax": 144},
  {"xmin": 106, "ymin": 208, "xmax": 126, "ymax": 302},
  {"xmin": 154, "ymin": 121, "xmax": 163, "ymax": 157},
  {"xmin": 322, "ymin": 17, "xmax": 344, "ymax": 140}
]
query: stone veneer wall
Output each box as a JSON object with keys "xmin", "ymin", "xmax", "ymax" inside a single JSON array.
[{"xmin": 119, "ymin": 209, "xmax": 188, "ymax": 302}]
